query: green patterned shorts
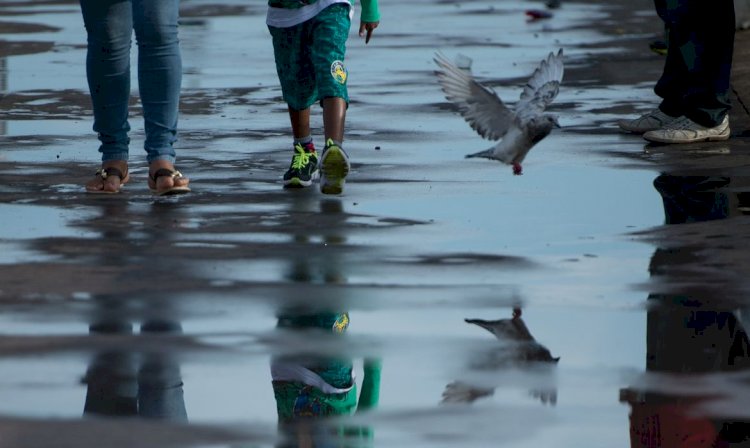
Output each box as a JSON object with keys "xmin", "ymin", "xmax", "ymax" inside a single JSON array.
[{"xmin": 269, "ymin": 3, "xmax": 352, "ymax": 111}]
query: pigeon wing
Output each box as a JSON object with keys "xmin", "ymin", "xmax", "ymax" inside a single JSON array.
[
  {"xmin": 434, "ymin": 52, "xmax": 515, "ymax": 141},
  {"xmin": 515, "ymin": 49, "xmax": 564, "ymax": 122}
]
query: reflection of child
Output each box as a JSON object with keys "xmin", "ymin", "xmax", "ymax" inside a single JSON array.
[
  {"xmin": 271, "ymin": 312, "xmax": 381, "ymax": 444},
  {"xmin": 267, "ymin": 0, "xmax": 381, "ymax": 194}
]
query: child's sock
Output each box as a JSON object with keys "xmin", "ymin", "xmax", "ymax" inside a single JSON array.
[{"xmin": 294, "ymin": 136, "xmax": 315, "ymax": 152}]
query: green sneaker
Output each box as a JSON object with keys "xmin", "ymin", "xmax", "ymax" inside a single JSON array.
[
  {"xmin": 283, "ymin": 142, "xmax": 318, "ymax": 188},
  {"xmin": 320, "ymin": 139, "xmax": 350, "ymax": 195}
]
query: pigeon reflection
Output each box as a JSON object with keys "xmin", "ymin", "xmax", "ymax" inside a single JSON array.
[
  {"xmin": 442, "ymin": 308, "xmax": 559, "ymax": 406},
  {"xmin": 620, "ymin": 173, "xmax": 750, "ymax": 447},
  {"xmin": 83, "ymin": 320, "xmax": 187, "ymax": 421}
]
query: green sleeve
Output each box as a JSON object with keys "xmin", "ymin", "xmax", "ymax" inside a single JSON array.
[
  {"xmin": 359, "ymin": 0, "xmax": 380, "ymax": 23},
  {"xmin": 356, "ymin": 358, "xmax": 381, "ymax": 411}
]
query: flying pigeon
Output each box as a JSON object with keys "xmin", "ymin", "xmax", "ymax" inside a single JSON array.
[{"xmin": 434, "ymin": 49, "xmax": 564, "ymax": 175}]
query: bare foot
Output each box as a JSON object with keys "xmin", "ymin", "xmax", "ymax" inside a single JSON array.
[
  {"xmin": 148, "ymin": 160, "xmax": 190, "ymax": 195},
  {"xmin": 85, "ymin": 160, "xmax": 129, "ymax": 194}
]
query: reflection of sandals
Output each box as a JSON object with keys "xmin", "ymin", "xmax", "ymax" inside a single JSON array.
[
  {"xmin": 149, "ymin": 168, "xmax": 191, "ymax": 196},
  {"xmin": 86, "ymin": 167, "xmax": 130, "ymax": 194}
]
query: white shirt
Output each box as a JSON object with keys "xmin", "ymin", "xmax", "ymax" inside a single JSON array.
[{"xmin": 267, "ymin": 0, "xmax": 353, "ymax": 28}]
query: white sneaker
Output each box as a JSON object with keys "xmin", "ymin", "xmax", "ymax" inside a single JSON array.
[
  {"xmin": 618, "ymin": 109, "xmax": 680, "ymax": 134},
  {"xmin": 643, "ymin": 115, "xmax": 731, "ymax": 144}
]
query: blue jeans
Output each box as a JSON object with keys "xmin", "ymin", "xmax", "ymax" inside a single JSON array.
[
  {"xmin": 653, "ymin": 0, "xmax": 735, "ymax": 127},
  {"xmin": 80, "ymin": 0, "xmax": 182, "ymax": 164}
]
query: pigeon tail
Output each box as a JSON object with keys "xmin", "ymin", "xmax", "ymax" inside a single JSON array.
[{"xmin": 465, "ymin": 148, "xmax": 496, "ymax": 160}]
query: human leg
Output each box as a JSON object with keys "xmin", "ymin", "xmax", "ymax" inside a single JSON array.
[
  {"xmin": 80, "ymin": 0, "xmax": 133, "ymax": 193},
  {"xmin": 643, "ymin": 0, "xmax": 735, "ymax": 143},
  {"xmin": 132, "ymin": 0, "xmax": 189, "ymax": 194},
  {"xmin": 311, "ymin": 4, "xmax": 351, "ymax": 144},
  {"xmin": 653, "ymin": 0, "xmax": 689, "ymax": 118},
  {"xmin": 311, "ymin": 4, "xmax": 352, "ymax": 194},
  {"xmin": 655, "ymin": 0, "xmax": 735, "ymax": 127},
  {"xmin": 289, "ymin": 107, "xmax": 312, "ymax": 139},
  {"xmin": 322, "ymin": 98, "xmax": 346, "ymax": 143},
  {"xmin": 270, "ymin": 23, "xmax": 319, "ymax": 188},
  {"xmin": 679, "ymin": 0, "xmax": 735, "ymax": 127},
  {"xmin": 320, "ymin": 97, "xmax": 350, "ymax": 195},
  {"xmin": 283, "ymin": 107, "xmax": 319, "ymax": 188}
]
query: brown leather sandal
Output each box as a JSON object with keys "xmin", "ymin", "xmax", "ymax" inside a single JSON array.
[
  {"xmin": 149, "ymin": 168, "xmax": 191, "ymax": 196},
  {"xmin": 86, "ymin": 166, "xmax": 130, "ymax": 194}
]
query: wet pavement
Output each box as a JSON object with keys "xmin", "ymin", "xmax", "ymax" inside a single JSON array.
[{"xmin": 1, "ymin": 0, "xmax": 750, "ymax": 447}]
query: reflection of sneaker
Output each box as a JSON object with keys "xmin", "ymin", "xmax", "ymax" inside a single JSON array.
[
  {"xmin": 618, "ymin": 109, "xmax": 679, "ymax": 134},
  {"xmin": 283, "ymin": 142, "xmax": 318, "ymax": 188},
  {"xmin": 320, "ymin": 138, "xmax": 350, "ymax": 195},
  {"xmin": 643, "ymin": 115, "xmax": 731, "ymax": 144}
]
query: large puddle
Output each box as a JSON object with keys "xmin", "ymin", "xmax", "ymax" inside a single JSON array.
[{"xmin": 1, "ymin": 0, "xmax": 749, "ymax": 447}]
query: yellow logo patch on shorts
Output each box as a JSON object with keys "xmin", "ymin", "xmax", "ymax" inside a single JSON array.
[
  {"xmin": 330, "ymin": 60, "xmax": 347, "ymax": 84},
  {"xmin": 332, "ymin": 313, "xmax": 349, "ymax": 333}
]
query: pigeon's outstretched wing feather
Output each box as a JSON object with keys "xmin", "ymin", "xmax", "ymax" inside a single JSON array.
[
  {"xmin": 515, "ymin": 49, "xmax": 564, "ymax": 122},
  {"xmin": 434, "ymin": 52, "xmax": 516, "ymax": 141}
]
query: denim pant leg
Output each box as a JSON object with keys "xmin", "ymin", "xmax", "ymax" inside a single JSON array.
[
  {"xmin": 80, "ymin": 0, "xmax": 133, "ymax": 162},
  {"xmin": 138, "ymin": 321, "xmax": 188, "ymax": 421},
  {"xmin": 654, "ymin": 0, "xmax": 735, "ymax": 126},
  {"xmin": 133, "ymin": 0, "xmax": 182, "ymax": 165}
]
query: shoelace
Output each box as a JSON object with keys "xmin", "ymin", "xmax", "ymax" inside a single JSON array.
[
  {"xmin": 291, "ymin": 145, "xmax": 314, "ymax": 169},
  {"xmin": 663, "ymin": 116, "xmax": 694, "ymax": 130}
]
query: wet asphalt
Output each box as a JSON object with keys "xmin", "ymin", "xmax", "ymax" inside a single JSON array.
[{"xmin": 1, "ymin": 1, "xmax": 750, "ymax": 447}]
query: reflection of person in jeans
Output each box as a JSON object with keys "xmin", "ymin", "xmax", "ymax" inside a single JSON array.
[
  {"xmin": 83, "ymin": 320, "xmax": 187, "ymax": 421},
  {"xmin": 80, "ymin": 0, "xmax": 190, "ymax": 195},
  {"xmin": 620, "ymin": 174, "xmax": 750, "ymax": 447},
  {"xmin": 618, "ymin": 0, "xmax": 735, "ymax": 144},
  {"xmin": 271, "ymin": 311, "xmax": 381, "ymax": 447}
]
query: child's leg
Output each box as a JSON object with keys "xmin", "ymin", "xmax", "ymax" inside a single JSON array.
[
  {"xmin": 284, "ymin": 106, "xmax": 318, "ymax": 188},
  {"xmin": 319, "ymin": 95, "xmax": 351, "ymax": 195},
  {"xmin": 311, "ymin": 3, "xmax": 351, "ymax": 144},
  {"xmin": 311, "ymin": 4, "xmax": 352, "ymax": 194},
  {"xmin": 269, "ymin": 22, "xmax": 319, "ymax": 188},
  {"xmin": 322, "ymin": 97, "xmax": 346, "ymax": 144},
  {"xmin": 288, "ymin": 106, "xmax": 312, "ymax": 139}
]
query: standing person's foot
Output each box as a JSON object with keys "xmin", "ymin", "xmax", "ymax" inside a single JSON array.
[
  {"xmin": 283, "ymin": 142, "xmax": 319, "ymax": 188},
  {"xmin": 643, "ymin": 115, "xmax": 731, "ymax": 144},
  {"xmin": 618, "ymin": 109, "xmax": 680, "ymax": 134},
  {"xmin": 85, "ymin": 160, "xmax": 130, "ymax": 194},
  {"xmin": 320, "ymin": 139, "xmax": 350, "ymax": 195},
  {"xmin": 148, "ymin": 160, "xmax": 191, "ymax": 196}
]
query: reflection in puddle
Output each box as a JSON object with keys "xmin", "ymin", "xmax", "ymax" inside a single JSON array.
[
  {"xmin": 443, "ymin": 308, "xmax": 559, "ymax": 406},
  {"xmin": 622, "ymin": 173, "xmax": 750, "ymax": 446},
  {"xmin": 272, "ymin": 312, "xmax": 380, "ymax": 448},
  {"xmin": 84, "ymin": 321, "xmax": 187, "ymax": 421},
  {"xmin": 0, "ymin": 204, "xmax": 94, "ymax": 240}
]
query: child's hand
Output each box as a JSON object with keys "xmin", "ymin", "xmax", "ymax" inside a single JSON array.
[{"xmin": 359, "ymin": 21, "xmax": 379, "ymax": 44}]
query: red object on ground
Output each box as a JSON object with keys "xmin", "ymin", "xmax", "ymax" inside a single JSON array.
[{"xmin": 525, "ymin": 9, "xmax": 553, "ymax": 21}]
